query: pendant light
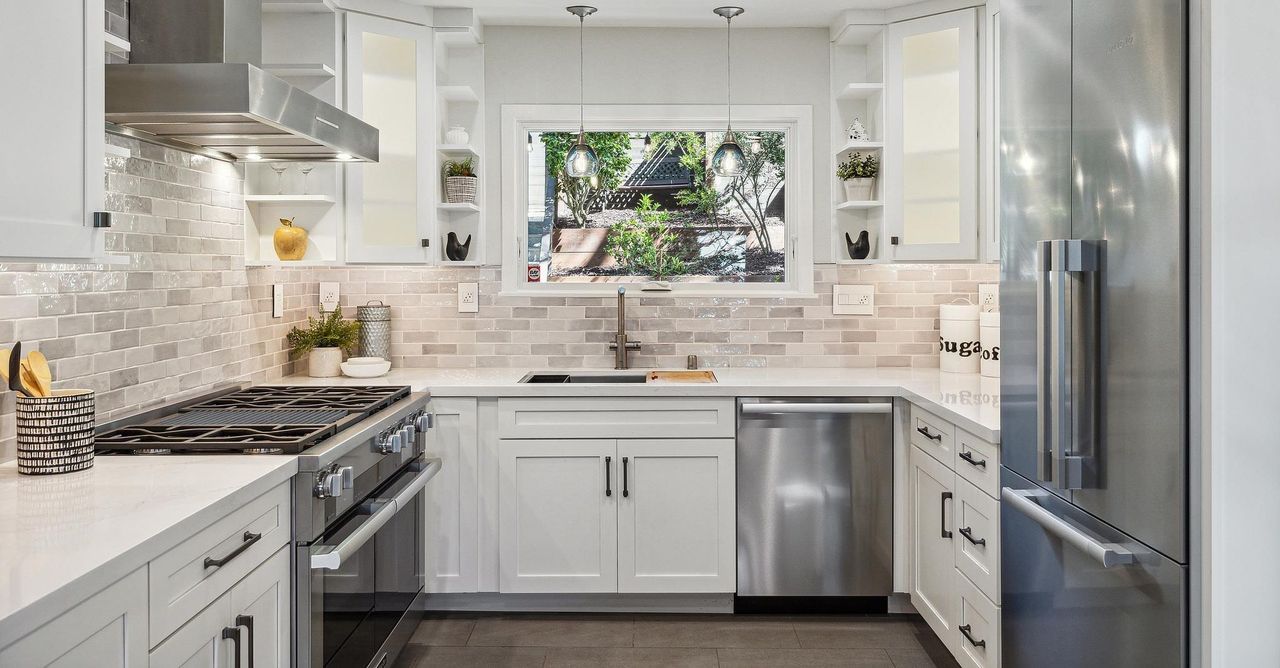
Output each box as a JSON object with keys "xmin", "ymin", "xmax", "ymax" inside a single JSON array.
[
  {"xmin": 565, "ymin": 6, "xmax": 600, "ymax": 178},
  {"xmin": 711, "ymin": 6, "xmax": 746, "ymax": 177}
]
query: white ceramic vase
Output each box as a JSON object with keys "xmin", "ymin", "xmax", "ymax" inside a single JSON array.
[
  {"xmin": 844, "ymin": 178, "xmax": 877, "ymax": 202},
  {"xmin": 445, "ymin": 126, "xmax": 469, "ymax": 145},
  {"xmin": 308, "ymin": 347, "xmax": 342, "ymax": 378}
]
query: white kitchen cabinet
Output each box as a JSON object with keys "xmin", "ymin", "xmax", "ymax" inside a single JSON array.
[
  {"xmin": 616, "ymin": 439, "xmax": 736, "ymax": 593},
  {"xmin": 910, "ymin": 442, "xmax": 959, "ymax": 644},
  {"xmin": 344, "ymin": 13, "xmax": 436, "ymax": 262},
  {"xmin": 229, "ymin": 547, "xmax": 291, "ymax": 668},
  {"xmin": 0, "ymin": 0, "xmax": 106, "ymax": 260},
  {"xmin": 149, "ymin": 593, "xmax": 234, "ymax": 668},
  {"xmin": 0, "ymin": 567, "xmax": 148, "ymax": 667},
  {"xmin": 425, "ymin": 398, "xmax": 480, "ymax": 593},
  {"xmin": 884, "ymin": 8, "xmax": 979, "ymax": 261},
  {"xmin": 498, "ymin": 439, "xmax": 619, "ymax": 593}
]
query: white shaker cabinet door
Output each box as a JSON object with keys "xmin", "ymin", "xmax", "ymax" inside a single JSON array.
[
  {"xmin": 229, "ymin": 547, "xmax": 291, "ymax": 668},
  {"xmin": 0, "ymin": 567, "xmax": 148, "ymax": 667},
  {"xmin": 910, "ymin": 444, "xmax": 959, "ymax": 650},
  {"xmin": 148, "ymin": 594, "xmax": 234, "ymax": 668},
  {"xmin": 498, "ymin": 439, "xmax": 619, "ymax": 593},
  {"xmin": 424, "ymin": 398, "xmax": 480, "ymax": 593},
  {"xmin": 616, "ymin": 439, "xmax": 736, "ymax": 593},
  {"xmin": 0, "ymin": 0, "xmax": 105, "ymax": 260}
]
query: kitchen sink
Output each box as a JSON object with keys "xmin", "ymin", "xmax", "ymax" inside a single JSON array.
[{"xmin": 518, "ymin": 372, "xmax": 650, "ymax": 384}]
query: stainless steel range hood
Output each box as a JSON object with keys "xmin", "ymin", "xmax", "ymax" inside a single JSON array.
[{"xmin": 105, "ymin": 0, "xmax": 378, "ymax": 162}]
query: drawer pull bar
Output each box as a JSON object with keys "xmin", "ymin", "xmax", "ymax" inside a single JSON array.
[
  {"xmin": 204, "ymin": 531, "xmax": 262, "ymax": 570},
  {"xmin": 236, "ymin": 615, "xmax": 255, "ymax": 668},
  {"xmin": 223, "ymin": 626, "xmax": 243, "ymax": 668},
  {"xmin": 1002, "ymin": 487, "xmax": 1136, "ymax": 568},
  {"xmin": 605, "ymin": 456, "xmax": 612, "ymax": 497},
  {"xmin": 940, "ymin": 491, "xmax": 953, "ymax": 539},
  {"xmin": 958, "ymin": 526, "xmax": 986, "ymax": 546},
  {"xmin": 742, "ymin": 402, "xmax": 892, "ymax": 415},
  {"xmin": 916, "ymin": 426, "xmax": 943, "ymax": 442},
  {"xmin": 958, "ymin": 450, "xmax": 987, "ymax": 469},
  {"xmin": 622, "ymin": 457, "xmax": 630, "ymax": 498},
  {"xmin": 959, "ymin": 624, "xmax": 986, "ymax": 649}
]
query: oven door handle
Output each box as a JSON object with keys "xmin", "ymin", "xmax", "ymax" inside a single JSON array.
[{"xmin": 310, "ymin": 458, "xmax": 441, "ymax": 571}]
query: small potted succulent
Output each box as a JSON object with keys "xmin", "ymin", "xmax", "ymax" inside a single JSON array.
[
  {"xmin": 837, "ymin": 152, "xmax": 880, "ymax": 202},
  {"xmin": 443, "ymin": 157, "xmax": 478, "ymax": 204},
  {"xmin": 286, "ymin": 309, "xmax": 361, "ymax": 378}
]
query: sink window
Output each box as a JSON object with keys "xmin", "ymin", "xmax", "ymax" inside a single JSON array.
[{"xmin": 502, "ymin": 105, "xmax": 814, "ymax": 296}]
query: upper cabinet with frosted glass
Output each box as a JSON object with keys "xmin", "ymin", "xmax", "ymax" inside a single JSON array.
[{"xmin": 884, "ymin": 8, "xmax": 979, "ymax": 261}]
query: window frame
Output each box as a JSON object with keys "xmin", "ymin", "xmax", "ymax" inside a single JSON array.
[{"xmin": 501, "ymin": 104, "xmax": 814, "ymax": 296}]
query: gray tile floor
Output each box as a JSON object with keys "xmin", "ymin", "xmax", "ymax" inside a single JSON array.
[{"xmin": 395, "ymin": 613, "xmax": 959, "ymax": 667}]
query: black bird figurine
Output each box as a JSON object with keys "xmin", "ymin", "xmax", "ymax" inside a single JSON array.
[
  {"xmin": 846, "ymin": 230, "xmax": 870, "ymax": 260},
  {"xmin": 445, "ymin": 232, "xmax": 472, "ymax": 261}
]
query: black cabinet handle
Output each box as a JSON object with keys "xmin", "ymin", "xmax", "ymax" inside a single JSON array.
[
  {"xmin": 959, "ymin": 624, "xmax": 986, "ymax": 648},
  {"xmin": 941, "ymin": 492, "xmax": 953, "ymax": 539},
  {"xmin": 916, "ymin": 426, "xmax": 942, "ymax": 442},
  {"xmin": 223, "ymin": 626, "xmax": 243, "ymax": 668},
  {"xmin": 959, "ymin": 526, "xmax": 986, "ymax": 547},
  {"xmin": 622, "ymin": 457, "xmax": 629, "ymax": 498},
  {"xmin": 204, "ymin": 531, "xmax": 262, "ymax": 570},
  {"xmin": 236, "ymin": 615, "xmax": 255, "ymax": 668},
  {"xmin": 605, "ymin": 456, "xmax": 612, "ymax": 497},
  {"xmin": 958, "ymin": 450, "xmax": 987, "ymax": 469}
]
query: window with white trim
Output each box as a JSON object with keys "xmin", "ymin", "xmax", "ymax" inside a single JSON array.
[{"xmin": 502, "ymin": 105, "xmax": 813, "ymax": 295}]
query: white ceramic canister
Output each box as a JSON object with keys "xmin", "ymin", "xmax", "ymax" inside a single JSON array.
[
  {"xmin": 445, "ymin": 126, "xmax": 470, "ymax": 145},
  {"xmin": 980, "ymin": 311, "xmax": 1000, "ymax": 378},
  {"xmin": 939, "ymin": 302, "xmax": 981, "ymax": 373}
]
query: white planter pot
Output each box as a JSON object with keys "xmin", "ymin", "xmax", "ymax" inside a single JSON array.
[
  {"xmin": 844, "ymin": 178, "xmax": 877, "ymax": 202},
  {"xmin": 308, "ymin": 347, "xmax": 343, "ymax": 378},
  {"xmin": 446, "ymin": 176, "xmax": 478, "ymax": 204},
  {"xmin": 445, "ymin": 126, "xmax": 470, "ymax": 145}
]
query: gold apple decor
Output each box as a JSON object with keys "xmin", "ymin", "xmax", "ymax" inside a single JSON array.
[{"xmin": 273, "ymin": 217, "xmax": 308, "ymax": 260}]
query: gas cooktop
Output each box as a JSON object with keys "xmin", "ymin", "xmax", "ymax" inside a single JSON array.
[{"xmin": 95, "ymin": 385, "xmax": 411, "ymax": 455}]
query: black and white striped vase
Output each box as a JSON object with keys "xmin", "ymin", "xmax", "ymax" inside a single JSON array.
[{"xmin": 16, "ymin": 390, "xmax": 96, "ymax": 475}]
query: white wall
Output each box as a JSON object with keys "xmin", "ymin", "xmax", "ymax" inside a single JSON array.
[
  {"xmin": 481, "ymin": 26, "xmax": 832, "ymax": 264},
  {"xmin": 1206, "ymin": 0, "xmax": 1280, "ymax": 664}
]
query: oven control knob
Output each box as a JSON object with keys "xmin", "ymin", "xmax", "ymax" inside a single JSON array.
[
  {"xmin": 402, "ymin": 425, "xmax": 416, "ymax": 448},
  {"xmin": 315, "ymin": 467, "xmax": 346, "ymax": 499},
  {"xmin": 416, "ymin": 413, "xmax": 434, "ymax": 431},
  {"xmin": 378, "ymin": 430, "xmax": 402, "ymax": 455}
]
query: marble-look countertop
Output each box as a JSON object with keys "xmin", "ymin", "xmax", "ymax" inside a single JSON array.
[
  {"xmin": 284, "ymin": 367, "xmax": 1001, "ymax": 442},
  {"xmin": 0, "ymin": 455, "xmax": 298, "ymax": 644}
]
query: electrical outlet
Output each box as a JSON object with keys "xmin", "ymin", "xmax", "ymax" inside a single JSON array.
[
  {"xmin": 272, "ymin": 284, "xmax": 284, "ymax": 318},
  {"xmin": 319, "ymin": 282, "xmax": 339, "ymax": 312},
  {"xmin": 978, "ymin": 283, "xmax": 999, "ymax": 312},
  {"xmin": 833, "ymin": 285, "xmax": 874, "ymax": 316},
  {"xmin": 458, "ymin": 282, "xmax": 479, "ymax": 313}
]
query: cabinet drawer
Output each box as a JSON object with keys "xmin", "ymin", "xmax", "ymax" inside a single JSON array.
[
  {"xmin": 149, "ymin": 482, "xmax": 291, "ymax": 646},
  {"xmin": 955, "ymin": 428, "xmax": 999, "ymax": 499},
  {"xmin": 954, "ymin": 477, "xmax": 999, "ymax": 603},
  {"xmin": 910, "ymin": 404, "xmax": 956, "ymax": 467},
  {"xmin": 955, "ymin": 571, "xmax": 1001, "ymax": 668},
  {"xmin": 498, "ymin": 398, "xmax": 735, "ymax": 439}
]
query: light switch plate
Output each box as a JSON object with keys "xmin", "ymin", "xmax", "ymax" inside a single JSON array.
[
  {"xmin": 272, "ymin": 284, "xmax": 284, "ymax": 318},
  {"xmin": 978, "ymin": 283, "xmax": 999, "ymax": 312},
  {"xmin": 458, "ymin": 282, "xmax": 479, "ymax": 313},
  {"xmin": 319, "ymin": 282, "xmax": 339, "ymax": 312},
  {"xmin": 834, "ymin": 285, "xmax": 874, "ymax": 316}
]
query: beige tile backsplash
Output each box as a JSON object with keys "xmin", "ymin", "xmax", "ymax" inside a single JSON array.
[{"xmin": 0, "ymin": 134, "xmax": 995, "ymax": 463}]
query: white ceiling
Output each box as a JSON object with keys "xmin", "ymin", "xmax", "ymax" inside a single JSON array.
[{"xmin": 413, "ymin": 0, "xmax": 908, "ymax": 28}]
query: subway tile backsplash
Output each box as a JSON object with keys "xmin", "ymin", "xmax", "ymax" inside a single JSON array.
[{"xmin": 0, "ymin": 134, "xmax": 995, "ymax": 463}]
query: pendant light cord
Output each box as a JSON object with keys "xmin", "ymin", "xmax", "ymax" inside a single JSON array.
[
  {"xmin": 725, "ymin": 13, "xmax": 732, "ymax": 133},
  {"xmin": 579, "ymin": 14, "xmax": 586, "ymax": 135}
]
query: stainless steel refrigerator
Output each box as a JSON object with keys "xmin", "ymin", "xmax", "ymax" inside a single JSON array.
[{"xmin": 999, "ymin": 0, "xmax": 1188, "ymax": 665}]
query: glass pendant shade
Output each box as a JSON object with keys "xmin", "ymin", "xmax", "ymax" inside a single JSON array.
[
  {"xmin": 565, "ymin": 133, "xmax": 600, "ymax": 178},
  {"xmin": 712, "ymin": 132, "xmax": 746, "ymax": 177}
]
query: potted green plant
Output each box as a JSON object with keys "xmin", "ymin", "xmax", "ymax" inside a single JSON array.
[
  {"xmin": 443, "ymin": 157, "xmax": 478, "ymax": 204},
  {"xmin": 836, "ymin": 152, "xmax": 880, "ymax": 202},
  {"xmin": 286, "ymin": 309, "xmax": 361, "ymax": 378}
]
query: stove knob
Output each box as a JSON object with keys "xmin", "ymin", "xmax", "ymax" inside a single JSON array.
[
  {"xmin": 416, "ymin": 413, "xmax": 434, "ymax": 431},
  {"xmin": 378, "ymin": 430, "xmax": 402, "ymax": 455},
  {"xmin": 402, "ymin": 424, "xmax": 416, "ymax": 448},
  {"xmin": 339, "ymin": 465, "xmax": 354, "ymax": 490}
]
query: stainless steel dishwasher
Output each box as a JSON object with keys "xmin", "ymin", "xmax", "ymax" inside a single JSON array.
[{"xmin": 736, "ymin": 397, "xmax": 894, "ymax": 611}]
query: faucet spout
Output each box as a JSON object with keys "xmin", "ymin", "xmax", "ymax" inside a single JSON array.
[{"xmin": 611, "ymin": 286, "xmax": 640, "ymax": 369}]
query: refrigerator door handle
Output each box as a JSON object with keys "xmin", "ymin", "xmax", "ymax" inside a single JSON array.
[
  {"xmin": 1002, "ymin": 486, "xmax": 1135, "ymax": 567},
  {"xmin": 1035, "ymin": 241, "xmax": 1057, "ymax": 484}
]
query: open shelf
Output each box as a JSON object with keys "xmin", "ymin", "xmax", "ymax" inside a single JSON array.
[
  {"xmin": 262, "ymin": 0, "xmax": 335, "ymax": 13},
  {"xmin": 438, "ymin": 144, "xmax": 480, "ymax": 158},
  {"xmin": 836, "ymin": 200, "xmax": 884, "ymax": 211},
  {"xmin": 836, "ymin": 83, "xmax": 885, "ymax": 101},
  {"xmin": 835, "ymin": 140, "xmax": 885, "ymax": 154},
  {"xmin": 104, "ymin": 32, "xmax": 130, "ymax": 57},
  {"xmin": 245, "ymin": 259, "xmax": 345, "ymax": 268},
  {"xmin": 263, "ymin": 63, "xmax": 336, "ymax": 80},
  {"xmin": 245, "ymin": 194, "xmax": 336, "ymax": 205},
  {"xmin": 438, "ymin": 202, "xmax": 480, "ymax": 213},
  {"xmin": 436, "ymin": 26, "xmax": 482, "ymax": 47},
  {"xmin": 438, "ymin": 85, "xmax": 480, "ymax": 103},
  {"xmin": 835, "ymin": 257, "xmax": 883, "ymax": 266}
]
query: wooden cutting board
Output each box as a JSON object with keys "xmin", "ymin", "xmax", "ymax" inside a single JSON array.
[{"xmin": 647, "ymin": 370, "xmax": 718, "ymax": 384}]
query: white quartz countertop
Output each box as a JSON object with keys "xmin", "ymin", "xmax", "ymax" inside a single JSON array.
[
  {"xmin": 284, "ymin": 367, "xmax": 1001, "ymax": 442},
  {"xmin": 0, "ymin": 455, "xmax": 298, "ymax": 643}
]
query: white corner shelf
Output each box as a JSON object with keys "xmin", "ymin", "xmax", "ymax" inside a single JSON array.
[
  {"xmin": 835, "ymin": 140, "xmax": 885, "ymax": 155},
  {"xmin": 832, "ymin": 24, "xmax": 884, "ymax": 47},
  {"xmin": 104, "ymin": 32, "xmax": 130, "ymax": 56},
  {"xmin": 438, "ymin": 144, "xmax": 480, "ymax": 158},
  {"xmin": 438, "ymin": 85, "xmax": 480, "ymax": 103},
  {"xmin": 244, "ymin": 259, "xmax": 344, "ymax": 268},
  {"xmin": 835, "ymin": 257, "xmax": 883, "ymax": 266},
  {"xmin": 436, "ymin": 26, "xmax": 482, "ymax": 47},
  {"xmin": 836, "ymin": 200, "xmax": 884, "ymax": 211},
  {"xmin": 835, "ymin": 83, "xmax": 886, "ymax": 101},
  {"xmin": 263, "ymin": 63, "xmax": 336, "ymax": 80},
  {"xmin": 437, "ymin": 202, "xmax": 481, "ymax": 213},
  {"xmin": 439, "ymin": 259, "xmax": 483, "ymax": 267},
  {"xmin": 245, "ymin": 194, "xmax": 337, "ymax": 205},
  {"xmin": 262, "ymin": 0, "xmax": 335, "ymax": 13}
]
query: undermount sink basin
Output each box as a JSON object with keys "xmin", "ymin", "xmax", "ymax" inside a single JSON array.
[{"xmin": 519, "ymin": 371, "xmax": 650, "ymax": 381}]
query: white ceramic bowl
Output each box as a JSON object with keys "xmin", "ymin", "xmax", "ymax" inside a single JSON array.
[
  {"xmin": 341, "ymin": 360, "xmax": 391, "ymax": 378},
  {"xmin": 345, "ymin": 356, "xmax": 386, "ymax": 365}
]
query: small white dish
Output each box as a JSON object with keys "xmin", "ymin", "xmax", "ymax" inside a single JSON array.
[
  {"xmin": 341, "ymin": 360, "xmax": 391, "ymax": 378},
  {"xmin": 345, "ymin": 356, "xmax": 386, "ymax": 365}
]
